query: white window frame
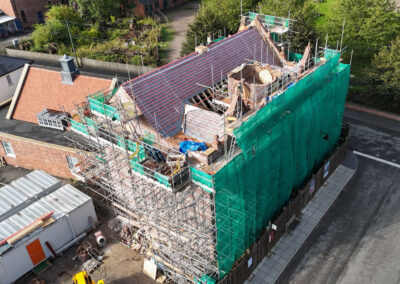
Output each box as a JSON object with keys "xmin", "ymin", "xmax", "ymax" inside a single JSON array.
[
  {"xmin": 6, "ymin": 75, "xmax": 13, "ymax": 86},
  {"xmin": 1, "ymin": 141, "xmax": 15, "ymax": 158},
  {"xmin": 37, "ymin": 116, "xmax": 64, "ymax": 130}
]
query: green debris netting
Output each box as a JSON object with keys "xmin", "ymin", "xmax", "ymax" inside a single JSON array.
[{"xmin": 213, "ymin": 54, "xmax": 350, "ymax": 279}]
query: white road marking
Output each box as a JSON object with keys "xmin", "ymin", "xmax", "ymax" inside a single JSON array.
[{"xmin": 353, "ymin": 151, "xmax": 400, "ymax": 169}]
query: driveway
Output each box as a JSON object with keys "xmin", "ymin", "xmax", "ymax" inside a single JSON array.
[{"xmin": 164, "ymin": 0, "xmax": 199, "ymax": 62}]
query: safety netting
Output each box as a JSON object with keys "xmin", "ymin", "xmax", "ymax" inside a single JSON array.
[{"xmin": 213, "ymin": 54, "xmax": 350, "ymax": 278}]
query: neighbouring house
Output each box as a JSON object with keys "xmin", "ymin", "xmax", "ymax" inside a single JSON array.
[
  {"xmin": 0, "ymin": 55, "xmax": 117, "ymax": 179},
  {"xmin": 0, "ymin": 170, "xmax": 97, "ymax": 284},
  {"xmin": 0, "ymin": 9, "xmax": 22, "ymax": 37},
  {"xmin": 133, "ymin": 0, "xmax": 189, "ymax": 17},
  {"xmin": 0, "ymin": 0, "xmax": 67, "ymax": 29},
  {"xmin": 0, "ymin": 55, "xmax": 32, "ymax": 106}
]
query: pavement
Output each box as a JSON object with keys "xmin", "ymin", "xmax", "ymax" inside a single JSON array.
[
  {"xmin": 164, "ymin": 0, "xmax": 199, "ymax": 62},
  {"xmin": 245, "ymin": 151, "xmax": 358, "ymax": 284},
  {"xmin": 275, "ymin": 109, "xmax": 400, "ymax": 284}
]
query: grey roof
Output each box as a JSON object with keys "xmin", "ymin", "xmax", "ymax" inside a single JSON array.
[
  {"xmin": 0, "ymin": 184, "xmax": 91, "ymax": 245},
  {"xmin": 0, "ymin": 170, "xmax": 61, "ymax": 222},
  {"xmin": 0, "ymin": 56, "xmax": 32, "ymax": 77},
  {"xmin": 0, "ymin": 105, "xmax": 76, "ymax": 148}
]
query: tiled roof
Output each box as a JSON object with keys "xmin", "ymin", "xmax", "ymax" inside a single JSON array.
[
  {"xmin": 0, "ymin": 56, "xmax": 32, "ymax": 77},
  {"xmin": 11, "ymin": 66, "xmax": 112, "ymax": 124},
  {"xmin": 122, "ymin": 27, "xmax": 281, "ymax": 137}
]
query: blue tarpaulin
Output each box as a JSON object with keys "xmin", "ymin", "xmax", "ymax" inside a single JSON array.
[{"xmin": 179, "ymin": 141, "xmax": 207, "ymax": 154}]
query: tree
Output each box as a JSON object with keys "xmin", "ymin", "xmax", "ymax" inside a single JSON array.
[
  {"xmin": 326, "ymin": 0, "xmax": 400, "ymax": 58},
  {"xmin": 181, "ymin": 0, "xmax": 257, "ymax": 56},
  {"xmin": 31, "ymin": 5, "xmax": 83, "ymax": 52},
  {"xmin": 260, "ymin": 0, "xmax": 319, "ymax": 52},
  {"xmin": 71, "ymin": 0, "xmax": 120, "ymax": 22},
  {"xmin": 368, "ymin": 37, "xmax": 400, "ymax": 111}
]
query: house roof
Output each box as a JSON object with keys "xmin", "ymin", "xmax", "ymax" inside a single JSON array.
[
  {"xmin": 122, "ymin": 27, "xmax": 281, "ymax": 137},
  {"xmin": 0, "ymin": 56, "xmax": 32, "ymax": 77},
  {"xmin": 9, "ymin": 66, "xmax": 114, "ymax": 124}
]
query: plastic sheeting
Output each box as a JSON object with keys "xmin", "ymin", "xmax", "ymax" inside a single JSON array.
[
  {"xmin": 213, "ymin": 54, "xmax": 351, "ymax": 278},
  {"xmin": 179, "ymin": 141, "xmax": 207, "ymax": 154}
]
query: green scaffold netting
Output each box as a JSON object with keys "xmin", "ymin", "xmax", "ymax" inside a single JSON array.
[{"xmin": 213, "ymin": 54, "xmax": 350, "ymax": 278}]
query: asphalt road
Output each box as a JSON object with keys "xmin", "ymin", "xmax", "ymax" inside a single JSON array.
[{"xmin": 277, "ymin": 108, "xmax": 400, "ymax": 284}]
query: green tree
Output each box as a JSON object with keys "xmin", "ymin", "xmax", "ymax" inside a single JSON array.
[
  {"xmin": 181, "ymin": 0, "xmax": 257, "ymax": 56},
  {"xmin": 31, "ymin": 5, "xmax": 83, "ymax": 52},
  {"xmin": 260, "ymin": 0, "xmax": 319, "ymax": 52},
  {"xmin": 71, "ymin": 0, "xmax": 119, "ymax": 22},
  {"xmin": 368, "ymin": 37, "xmax": 400, "ymax": 111},
  {"xmin": 326, "ymin": 0, "xmax": 400, "ymax": 58}
]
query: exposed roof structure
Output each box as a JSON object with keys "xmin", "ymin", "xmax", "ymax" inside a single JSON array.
[
  {"xmin": 122, "ymin": 27, "xmax": 281, "ymax": 137},
  {"xmin": 0, "ymin": 56, "xmax": 32, "ymax": 77},
  {"xmin": 9, "ymin": 66, "xmax": 115, "ymax": 124}
]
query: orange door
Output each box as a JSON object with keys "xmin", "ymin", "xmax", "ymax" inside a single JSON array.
[{"xmin": 26, "ymin": 239, "xmax": 46, "ymax": 266}]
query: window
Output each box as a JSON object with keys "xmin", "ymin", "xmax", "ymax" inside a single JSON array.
[
  {"xmin": 66, "ymin": 156, "xmax": 80, "ymax": 173},
  {"xmin": 36, "ymin": 109, "xmax": 66, "ymax": 130},
  {"xmin": 6, "ymin": 75, "xmax": 12, "ymax": 86},
  {"xmin": 20, "ymin": 10, "xmax": 27, "ymax": 22},
  {"xmin": 1, "ymin": 141, "xmax": 15, "ymax": 157}
]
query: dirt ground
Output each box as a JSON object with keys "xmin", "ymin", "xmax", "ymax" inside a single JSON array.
[
  {"xmin": 0, "ymin": 166, "xmax": 156, "ymax": 284},
  {"xmin": 164, "ymin": 1, "xmax": 199, "ymax": 62},
  {"xmin": 0, "ymin": 165, "xmax": 32, "ymax": 185},
  {"xmin": 18, "ymin": 216, "xmax": 157, "ymax": 284}
]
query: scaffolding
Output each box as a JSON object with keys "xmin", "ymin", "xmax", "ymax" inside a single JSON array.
[
  {"xmin": 64, "ymin": 12, "xmax": 349, "ymax": 283},
  {"xmin": 66, "ymin": 88, "xmax": 220, "ymax": 283}
]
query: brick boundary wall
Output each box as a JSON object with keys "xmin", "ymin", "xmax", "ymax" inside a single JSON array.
[
  {"xmin": 0, "ymin": 132, "xmax": 80, "ymax": 179},
  {"xmin": 218, "ymin": 124, "xmax": 350, "ymax": 284}
]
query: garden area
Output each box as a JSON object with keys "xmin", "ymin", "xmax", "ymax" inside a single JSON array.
[{"xmin": 13, "ymin": 4, "xmax": 173, "ymax": 67}]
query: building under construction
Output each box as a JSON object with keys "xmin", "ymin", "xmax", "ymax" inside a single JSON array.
[{"xmin": 67, "ymin": 13, "xmax": 351, "ymax": 284}]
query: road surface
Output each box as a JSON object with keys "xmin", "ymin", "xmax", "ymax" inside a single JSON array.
[{"xmin": 278, "ymin": 108, "xmax": 400, "ymax": 284}]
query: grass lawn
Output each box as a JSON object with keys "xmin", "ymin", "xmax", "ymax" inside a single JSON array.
[
  {"xmin": 159, "ymin": 24, "xmax": 175, "ymax": 65},
  {"xmin": 315, "ymin": 0, "xmax": 337, "ymax": 32}
]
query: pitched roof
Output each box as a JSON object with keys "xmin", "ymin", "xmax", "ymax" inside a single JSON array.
[
  {"xmin": 10, "ymin": 66, "xmax": 113, "ymax": 124},
  {"xmin": 122, "ymin": 27, "xmax": 281, "ymax": 137},
  {"xmin": 0, "ymin": 56, "xmax": 32, "ymax": 77}
]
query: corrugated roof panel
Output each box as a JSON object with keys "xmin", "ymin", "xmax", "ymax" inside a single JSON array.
[
  {"xmin": 25, "ymin": 170, "xmax": 60, "ymax": 189},
  {"xmin": 0, "ymin": 170, "xmax": 61, "ymax": 221},
  {"xmin": 0, "ymin": 184, "xmax": 91, "ymax": 241},
  {"xmin": 122, "ymin": 27, "xmax": 281, "ymax": 137}
]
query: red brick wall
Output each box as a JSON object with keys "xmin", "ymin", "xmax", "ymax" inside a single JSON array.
[
  {"xmin": 133, "ymin": 0, "xmax": 146, "ymax": 17},
  {"xmin": 0, "ymin": 1, "xmax": 16, "ymax": 17},
  {"xmin": 0, "ymin": 132, "xmax": 80, "ymax": 179},
  {"xmin": 1, "ymin": 0, "xmax": 62, "ymax": 27}
]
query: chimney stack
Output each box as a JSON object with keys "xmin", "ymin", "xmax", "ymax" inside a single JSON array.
[{"xmin": 59, "ymin": 54, "xmax": 79, "ymax": 85}]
